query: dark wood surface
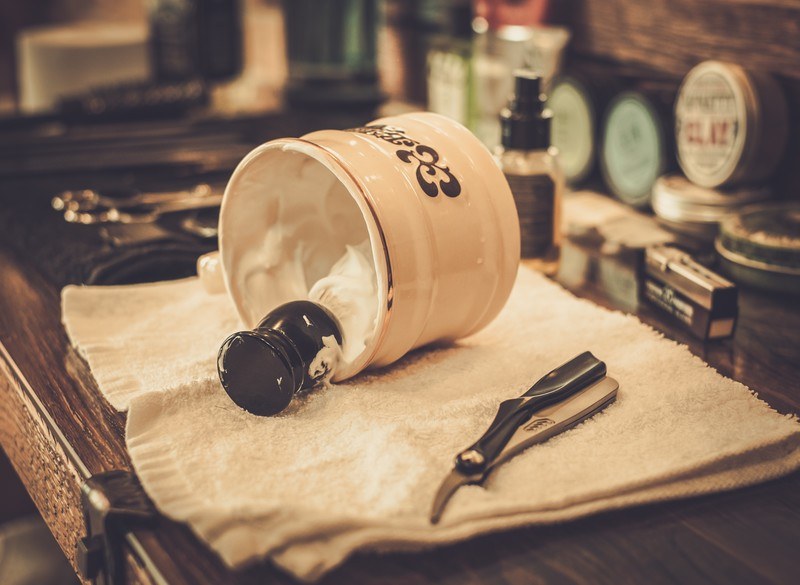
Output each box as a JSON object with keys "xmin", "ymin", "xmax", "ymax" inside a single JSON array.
[{"xmin": 1, "ymin": 215, "xmax": 800, "ymax": 584}]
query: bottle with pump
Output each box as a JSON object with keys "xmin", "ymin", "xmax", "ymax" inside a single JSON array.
[{"xmin": 497, "ymin": 71, "xmax": 563, "ymax": 274}]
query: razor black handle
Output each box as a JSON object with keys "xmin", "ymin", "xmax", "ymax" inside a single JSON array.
[{"xmin": 455, "ymin": 352, "xmax": 606, "ymax": 475}]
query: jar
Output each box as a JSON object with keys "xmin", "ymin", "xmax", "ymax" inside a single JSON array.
[
  {"xmin": 547, "ymin": 71, "xmax": 617, "ymax": 187},
  {"xmin": 207, "ymin": 112, "xmax": 521, "ymax": 386},
  {"xmin": 716, "ymin": 204, "xmax": 800, "ymax": 294},
  {"xmin": 599, "ymin": 91, "xmax": 671, "ymax": 209},
  {"xmin": 652, "ymin": 173, "xmax": 772, "ymax": 241},
  {"xmin": 675, "ymin": 61, "xmax": 788, "ymax": 188}
]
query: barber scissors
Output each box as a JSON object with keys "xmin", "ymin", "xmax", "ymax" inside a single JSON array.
[
  {"xmin": 430, "ymin": 351, "xmax": 618, "ymax": 524},
  {"xmin": 53, "ymin": 184, "xmax": 222, "ymax": 225}
]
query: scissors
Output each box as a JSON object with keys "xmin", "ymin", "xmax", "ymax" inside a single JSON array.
[
  {"xmin": 430, "ymin": 351, "xmax": 618, "ymax": 524},
  {"xmin": 52, "ymin": 184, "xmax": 218, "ymax": 213},
  {"xmin": 61, "ymin": 193, "xmax": 223, "ymax": 225}
]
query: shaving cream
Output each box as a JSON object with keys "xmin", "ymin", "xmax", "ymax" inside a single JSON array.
[
  {"xmin": 308, "ymin": 241, "xmax": 377, "ymax": 365},
  {"xmin": 223, "ymin": 144, "xmax": 380, "ymax": 375}
]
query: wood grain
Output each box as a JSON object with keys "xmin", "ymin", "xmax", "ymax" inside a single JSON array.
[
  {"xmin": 0, "ymin": 449, "xmax": 36, "ymax": 523},
  {"xmin": 565, "ymin": 0, "xmax": 800, "ymax": 81},
  {"xmin": 0, "ymin": 347, "xmax": 87, "ymax": 577}
]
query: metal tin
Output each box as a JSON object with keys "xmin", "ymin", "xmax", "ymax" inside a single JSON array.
[
  {"xmin": 600, "ymin": 92, "xmax": 670, "ymax": 209},
  {"xmin": 715, "ymin": 204, "xmax": 800, "ymax": 294},
  {"xmin": 549, "ymin": 76, "xmax": 595, "ymax": 185},
  {"xmin": 675, "ymin": 61, "xmax": 788, "ymax": 188},
  {"xmin": 548, "ymin": 72, "xmax": 616, "ymax": 186},
  {"xmin": 652, "ymin": 173, "xmax": 771, "ymax": 241}
]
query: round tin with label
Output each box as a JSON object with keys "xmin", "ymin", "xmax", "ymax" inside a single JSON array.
[
  {"xmin": 675, "ymin": 61, "xmax": 788, "ymax": 188},
  {"xmin": 600, "ymin": 92, "xmax": 669, "ymax": 208},
  {"xmin": 548, "ymin": 75, "xmax": 598, "ymax": 186},
  {"xmin": 652, "ymin": 173, "xmax": 771, "ymax": 241}
]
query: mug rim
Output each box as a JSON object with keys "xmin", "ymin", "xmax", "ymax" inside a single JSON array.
[{"xmin": 219, "ymin": 137, "xmax": 393, "ymax": 381}]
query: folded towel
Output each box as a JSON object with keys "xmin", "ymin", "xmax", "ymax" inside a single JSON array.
[
  {"xmin": 62, "ymin": 268, "xmax": 800, "ymax": 582},
  {"xmin": 62, "ymin": 277, "xmax": 239, "ymax": 409}
]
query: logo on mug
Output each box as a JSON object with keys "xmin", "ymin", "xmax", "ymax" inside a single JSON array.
[{"xmin": 347, "ymin": 125, "xmax": 462, "ymax": 198}]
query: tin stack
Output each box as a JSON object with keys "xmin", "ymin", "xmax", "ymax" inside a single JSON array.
[
  {"xmin": 652, "ymin": 61, "xmax": 788, "ymax": 243},
  {"xmin": 716, "ymin": 204, "xmax": 800, "ymax": 295}
]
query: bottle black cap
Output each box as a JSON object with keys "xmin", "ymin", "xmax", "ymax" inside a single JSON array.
[
  {"xmin": 217, "ymin": 300, "xmax": 342, "ymax": 416},
  {"xmin": 501, "ymin": 71, "xmax": 552, "ymax": 150}
]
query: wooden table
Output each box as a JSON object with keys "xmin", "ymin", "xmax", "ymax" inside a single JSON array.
[{"xmin": 1, "ymin": 191, "xmax": 800, "ymax": 585}]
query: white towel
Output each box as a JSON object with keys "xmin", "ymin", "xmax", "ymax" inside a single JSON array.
[
  {"xmin": 62, "ymin": 268, "xmax": 800, "ymax": 582},
  {"xmin": 62, "ymin": 278, "xmax": 240, "ymax": 410}
]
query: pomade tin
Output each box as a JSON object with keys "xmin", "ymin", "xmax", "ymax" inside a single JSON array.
[
  {"xmin": 548, "ymin": 73, "xmax": 616, "ymax": 186},
  {"xmin": 549, "ymin": 76, "xmax": 595, "ymax": 185},
  {"xmin": 715, "ymin": 204, "xmax": 800, "ymax": 294},
  {"xmin": 675, "ymin": 61, "xmax": 788, "ymax": 188},
  {"xmin": 652, "ymin": 173, "xmax": 771, "ymax": 241},
  {"xmin": 600, "ymin": 91, "xmax": 669, "ymax": 208}
]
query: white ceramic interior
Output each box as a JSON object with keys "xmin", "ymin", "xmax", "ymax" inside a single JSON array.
[{"xmin": 219, "ymin": 139, "xmax": 389, "ymax": 380}]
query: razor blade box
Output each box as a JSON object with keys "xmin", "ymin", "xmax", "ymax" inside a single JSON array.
[{"xmin": 643, "ymin": 245, "xmax": 738, "ymax": 340}]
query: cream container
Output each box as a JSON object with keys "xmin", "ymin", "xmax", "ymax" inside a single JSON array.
[
  {"xmin": 652, "ymin": 173, "xmax": 772, "ymax": 241},
  {"xmin": 675, "ymin": 61, "xmax": 788, "ymax": 188},
  {"xmin": 547, "ymin": 72, "xmax": 616, "ymax": 187},
  {"xmin": 716, "ymin": 204, "xmax": 800, "ymax": 294},
  {"xmin": 205, "ymin": 112, "xmax": 521, "ymax": 382},
  {"xmin": 600, "ymin": 91, "xmax": 670, "ymax": 209}
]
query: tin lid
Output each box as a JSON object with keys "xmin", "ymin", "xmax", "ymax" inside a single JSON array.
[
  {"xmin": 716, "ymin": 204, "xmax": 800, "ymax": 293},
  {"xmin": 652, "ymin": 173, "xmax": 771, "ymax": 224},
  {"xmin": 675, "ymin": 61, "xmax": 787, "ymax": 188},
  {"xmin": 600, "ymin": 92, "xmax": 668, "ymax": 208},
  {"xmin": 548, "ymin": 75, "xmax": 596, "ymax": 185},
  {"xmin": 717, "ymin": 203, "xmax": 800, "ymax": 271}
]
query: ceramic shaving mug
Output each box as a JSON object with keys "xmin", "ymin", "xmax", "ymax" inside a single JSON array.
[{"xmin": 202, "ymin": 112, "xmax": 520, "ymax": 383}]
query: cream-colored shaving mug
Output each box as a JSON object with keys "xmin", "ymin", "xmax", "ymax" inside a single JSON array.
[{"xmin": 201, "ymin": 112, "xmax": 520, "ymax": 380}]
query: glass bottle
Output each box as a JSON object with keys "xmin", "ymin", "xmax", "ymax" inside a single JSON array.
[{"xmin": 495, "ymin": 71, "xmax": 563, "ymax": 275}]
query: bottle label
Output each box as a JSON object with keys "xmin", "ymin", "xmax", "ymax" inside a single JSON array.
[{"xmin": 505, "ymin": 173, "xmax": 555, "ymax": 258}]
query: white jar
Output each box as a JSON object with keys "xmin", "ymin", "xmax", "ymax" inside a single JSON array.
[{"xmin": 211, "ymin": 112, "xmax": 520, "ymax": 382}]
